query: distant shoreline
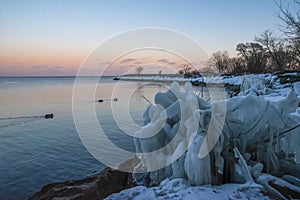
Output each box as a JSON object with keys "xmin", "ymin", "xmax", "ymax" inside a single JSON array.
[{"xmin": 114, "ymin": 73, "xmax": 238, "ymax": 86}]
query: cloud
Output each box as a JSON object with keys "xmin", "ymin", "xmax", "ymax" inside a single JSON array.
[
  {"xmin": 6, "ymin": 65, "xmax": 21, "ymax": 69},
  {"xmin": 157, "ymin": 59, "xmax": 176, "ymax": 66},
  {"xmin": 120, "ymin": 58, "xmax": 137, "ymax": 64},
  {"xmin": 32, "ymin": 65, "xmax": 48, "ymax": 69},
  {"xmin": 102, "ymin": 61, "xmax": 110, "ymax": 65},
  {"xmin": 97, "ymin": 61, "xmax": 111, "ymax": 65},
  {"xmin": 16, "ymin": 62, "xmax": 24, "ymax": 66},
  {"xmin": 31, "ymin": 65, "xmax": 65, "ymax": 70},
  {"xmin": 81, "ymin": 68, "xmax": 99, "ymax": 72},
  {"xmin": 117, "ymin": 65, "xmax": 136, "ymax": 70},
  {"xmin": 49, "ymin": 66, "xmax": 64, "ymax": 70}
]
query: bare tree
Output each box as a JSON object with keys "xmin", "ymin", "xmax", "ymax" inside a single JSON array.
[
  {"xmin": 178, "ymin": 63, "xmax": 192, "ymax": 75},
  {"xmin": 135, "ymin": 66, "xmax": 144, "ymax": 74},
  {"xmin": 276, "ymin": 0, "xmax": 300, "ymax": 69},
  {"xmin": 277, "ymin": 0, "xmax": 300, "ymax": 36},
  {"xmin": 255, "ymin": 30, "xmax": 292, "ymax": 71},
  {"xmin": 209, "ymin": 51, "xmax": 229, "ymax": 73},
  {"xmin": 236, "ymin": 42, "xmax": 268, "ymax": 73},
  {"xmin": 227, "ymin": 57, "xmax": 246, "ymax": 74},
  {"xmin": 178, "ymin": 63, "xmax": 201, "ymax": 78},
  {"xmin": 181, "ymin": 63, "xmax": 193, "ymax": 74}
]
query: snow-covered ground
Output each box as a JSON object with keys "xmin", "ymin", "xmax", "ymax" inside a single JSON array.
[
  {"xmin": 116, "ymin": 73, "xmax": 273, "ymax": 86},
  {"xmin": 109, "ymin": 73, "xmax": 300, "ymax": 200},
  {"xmin": 106, "ymin": 178, "xmax": 268, "ymax": 200}
]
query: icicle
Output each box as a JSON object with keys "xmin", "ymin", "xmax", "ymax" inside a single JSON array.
[{"xmin": 233, "ymin": 147, "xmax": 253, "ymax": 183}]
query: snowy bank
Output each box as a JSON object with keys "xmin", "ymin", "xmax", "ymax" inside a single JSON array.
[
  {"xmin": 106, "ymin": 178, "xmax": 268, "ymax": 200},
  {"xmin": 115, "ymin": 72, "xmax": 300, "ymax": 88},
  {"xmin": 115, "ymin": 74, "xmax": 235, "ymax": 85}
]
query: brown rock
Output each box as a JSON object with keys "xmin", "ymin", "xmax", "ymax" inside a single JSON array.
[
  {"xmin": 28, "ymin": 168, "xmax": 136, "ymax": 200},
  {"xmin": 269, "ymin": 180, "xmax": 300, "ymax": 199}
]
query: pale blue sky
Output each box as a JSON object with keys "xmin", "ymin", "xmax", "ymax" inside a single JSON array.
[{"xmin": 0, "ymin": 0, "xmax": 295, "ymax": 75}]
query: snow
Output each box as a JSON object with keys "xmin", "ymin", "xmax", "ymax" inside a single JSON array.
[
  {"xmin": 282, "ymin": 72, "xmax": 298, "ymax": 76},
  {"xmin": 105, "ymin": 178, "xmax": 269, "ymax": 200},
  {"xmin": 116, "ymin": 73, "xmax": 275, "ymax": 86},
  {"xmin": 117, "ymin": 75, "xmax": 227, "ymax": 85}
]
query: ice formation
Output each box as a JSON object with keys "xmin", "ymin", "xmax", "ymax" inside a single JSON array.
[
  {"xmin": 239, "ymin": 74, "xmax": 275, "ymax": 96},
  {"xmin": 134, "ymin": 82, "xmax": 212, "ymax": 185},
  {"xmin": 131, "ymin": 79, "xmax": 300, "ymax": 199}
]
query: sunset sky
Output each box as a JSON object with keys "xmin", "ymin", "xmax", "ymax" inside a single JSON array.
[{"xmin": 0, "ymin": 0, "xmax": 294, "ymax": 76}]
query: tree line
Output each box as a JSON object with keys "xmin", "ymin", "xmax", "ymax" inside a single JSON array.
[
  {"xmin": 209, "ymin": 1, "xmax": 299, "ymax": 75},
  {"xmin": 180, "ymin": 1, "xmax": 299, "ymax": 77}
]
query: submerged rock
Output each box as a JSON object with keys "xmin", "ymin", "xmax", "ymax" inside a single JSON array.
[
  {"xmin": 44, "ymin": 113, "xmax": 54, "ymax": 119},
  {"xmin": 29, "ymin": 168, "xmax": 136, "ymax": 200}
]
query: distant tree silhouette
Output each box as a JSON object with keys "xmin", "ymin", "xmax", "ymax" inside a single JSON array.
[
  {"xmin": 135, "ymin": 66, "xmax": 144, "ymax": 74},
  {"xmin": 277, "ymin": 0, "xmax": 300, "ymax": 70},
  {"xmin": 204, "ymin": 1, "xmax": 300, "ymax": 75},
  {"xmin": 179, "ymin": 63, "xmax": 192, "ymax": 74},
  {"xmin": 227, "ymin": 57, "xmax": 246, "ymax": 74},
  {"xmin": 236, "ymin": 42, "xmax": 268, "ymax": 73},
  {"xmin": 255, "ymin": 30, "xmax": 292, "ymax": 71},
  {"xmin": 209, "ymin": 51, "xmax": 229, "ymax": 73},
  {"xmin": 178, "ymin": 63, "xmax": 202, "ymax": 78}
]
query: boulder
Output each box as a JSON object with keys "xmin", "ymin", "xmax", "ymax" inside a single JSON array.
[{"xmin": 29, "ymin": 168, "xmax": 136, "ymax": 200}]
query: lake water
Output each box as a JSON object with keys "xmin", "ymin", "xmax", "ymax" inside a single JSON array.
[{"xmin": 0, "ymin": 76, "xmax": 222, "ymax": 199}]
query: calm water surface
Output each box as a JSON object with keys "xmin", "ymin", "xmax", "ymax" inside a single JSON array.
[
  {"xmin": 0, "ymin": 76, "xmax": 216, "ymax": 199},
  {"xmin": 0, "ymin": 76, "xmax": 225, "ymax": 199}
]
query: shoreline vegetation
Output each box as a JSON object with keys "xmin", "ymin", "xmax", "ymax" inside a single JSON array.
[{"xmin": 114, "ymin": 71, "xmax": 300, "ymax": 96}]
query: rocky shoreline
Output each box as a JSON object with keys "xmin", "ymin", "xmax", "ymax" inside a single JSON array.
[
  {"xmin": 29, "ymin": 167, "xmax": 300, "ymax": 200},
  {"xmin": 29, "ymin": 72, "xmax": 300, "ymax": 199},
  {"xmin": 29, "ymin": 168, "xmax": 136, "ymax": 200}
]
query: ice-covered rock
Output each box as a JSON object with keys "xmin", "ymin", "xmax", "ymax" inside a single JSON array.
[
  {"xmin": 133, "ymin": 80, "xmax": 300, "ymax": 190},
  {"xmin": 133, "ymin": 82, "xmax": 212, "ymax": 186},
  {"xmin": 239, "ymin": 74, "xmax": 276, "ymax": 96}
]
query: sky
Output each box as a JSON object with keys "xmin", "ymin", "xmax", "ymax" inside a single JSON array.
[{"xmin": 0, "ymin": 0, "xmax": 295, "ymax": 76}]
